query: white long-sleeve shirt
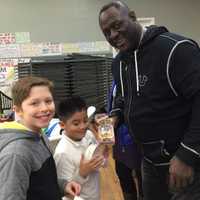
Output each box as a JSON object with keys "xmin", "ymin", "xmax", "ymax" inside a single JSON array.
[{"xmin": 54, "ymin": 130, "xmax": 100, "ymax": 200}]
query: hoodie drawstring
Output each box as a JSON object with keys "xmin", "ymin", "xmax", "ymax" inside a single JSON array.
[
  {"xmin": 120, "ymin": 51, "xmax": 140, "ymax": 97},
  {"xmin": 120, "ymin": 61, "xmax": 125, "ymax": 97},
  {"xmin": 134, "ymin": 50, "xmax": 140, "ymax": 95}
]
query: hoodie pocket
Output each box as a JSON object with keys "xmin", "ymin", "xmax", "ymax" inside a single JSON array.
[{"xmin": 142, "ymin": 140, "xmax": 172, "ymax": 165}]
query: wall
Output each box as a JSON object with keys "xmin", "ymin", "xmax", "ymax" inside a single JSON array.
[{"xmin": 0, "ymin": 0, "xmax": 199, "ymax": 43}]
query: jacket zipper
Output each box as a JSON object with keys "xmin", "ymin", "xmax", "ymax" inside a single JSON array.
[{"xmin": 126, "ymin": 60, "xmax": 134, "ymax": 135}]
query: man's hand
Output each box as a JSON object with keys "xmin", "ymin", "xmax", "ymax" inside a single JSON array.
[
  {"xmin": 169, "ymin": 156, "xmax": 194, "ymax": 192},
  {"xmin": 109, "ymin": 115, "xmax": 119, "ymax": 128},
  {"xmin": 94, "ymin": 113, "xmax": 108, "ymax": 124},
  {"xmin": 64, "ymin": 181, "xmax": 81, "ymax": 197},
  {"xmin": 79, "ymin": 154, "xmax": 104, "ymax": 178}
]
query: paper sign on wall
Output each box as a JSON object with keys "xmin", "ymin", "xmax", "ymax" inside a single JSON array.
[
  {"xmin": 15, "ymin": 32, "xmax": 31, "ymax": 44},
  {"xmin": 0, "ymin": 59, "xmax": 18, "ymax": 98},
  {"xmin": 0, "ymin": 33, "xmax": 16, "ymax": 45}
]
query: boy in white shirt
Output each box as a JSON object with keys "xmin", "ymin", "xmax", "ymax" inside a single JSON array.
[{"xmin": 54, "ymin": 96, "xmax": 104, "ymax": 200}]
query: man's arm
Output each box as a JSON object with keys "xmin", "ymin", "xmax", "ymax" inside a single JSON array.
[
  {"xmin": 171, "ymin": 41, "xmax": 200, "ymax": 166},
  {"xmin": 175, "ymin": 92, "xmax": 200, "ymax": 166},
  {"xmin": 169, "ymin": 41, "xmax": 200, "ymax": 190}
]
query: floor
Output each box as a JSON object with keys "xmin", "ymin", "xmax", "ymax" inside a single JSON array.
[{"xmin": 100, "ymin": 153, "xmax": 124, "ymax": 200}]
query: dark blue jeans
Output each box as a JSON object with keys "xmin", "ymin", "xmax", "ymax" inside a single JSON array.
[
  {"xmin": 115, "ymin": 160, "xmax": 141, "ymax": 200},
  {"xmin": 142, "ymin": 159, "xmax": 200, "ymax": 200},
  {"xmin": 142, "ymin": 159, "xmax": 172, "ymax": 200}
]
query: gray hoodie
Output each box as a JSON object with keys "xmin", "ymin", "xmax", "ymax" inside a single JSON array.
[{"xmin": 0, "ymin": 121, "xmax": 65, "ymax": 200}]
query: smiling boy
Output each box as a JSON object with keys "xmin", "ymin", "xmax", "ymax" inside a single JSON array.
[
  {"xmin": 54, "ymin": 96, "xmax": 104, "ymax": 200},
  {"xmin": 0, "ymin": 76, "xmax": 80, "ymax": 200}
]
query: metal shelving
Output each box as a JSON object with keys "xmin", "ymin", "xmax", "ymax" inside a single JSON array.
[{"xmin": 17, "ymin": 54, "xmax": 112, "ymax": 111}]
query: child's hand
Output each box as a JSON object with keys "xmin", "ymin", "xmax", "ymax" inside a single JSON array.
[
  {"xmin": 79, "ymin": 154, "xmax": 104, "ymax": 178},
  {"xmin": 64, "ymin": 181, "xmax": 81, "ymax": 199}
]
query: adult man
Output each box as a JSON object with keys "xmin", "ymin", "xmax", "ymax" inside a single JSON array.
[{"xmin": 99, "ymin": 1, "xmax": 200, "ymax": 200}]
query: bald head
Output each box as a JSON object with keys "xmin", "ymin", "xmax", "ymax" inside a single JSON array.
[
  {"xmin": 99, "ymin": 1, "xmax": 129, "ymax": 15},
  {"xmin": 99, "ymin": 1, "xmax": 136, "ymax": 23}
]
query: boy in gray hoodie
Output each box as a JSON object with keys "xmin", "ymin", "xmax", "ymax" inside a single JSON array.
[{"xmin": 0, "ymin": 76, "xmax": 81, "ymax": 200}]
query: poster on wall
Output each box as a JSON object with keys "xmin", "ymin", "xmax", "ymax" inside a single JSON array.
[
  {"xmin": 41, "ymin": 42, "xmax": 62, "ymax": 56},
  {"xmin": 62, "ymin": 43, "xmax": 80, "ymax": 53},
  {"xmin": 15, "ymin": 32, "xmax": 31, "ymax": 44},
  {"xmin": 138, "ymin": 17, "xmax": 155, "ymax": 28},
  {"xmin": 62, "ymin": 41, "xmax": 110, "ymax": 54},
  {"xmin": 0, "ymin": 44, "xmax": 21, "ymax": 58},
  {"xmin": 0, "ymin": 33, "xmax": 16, "ymax": 45},
  {"xmin": 20, "ymin": 43, "xmax": 43, "ymax": 57},
  {"xmin": 0, "ymin": 59, "xmax": 18, "ymax": 98},
  {"xmin": 0, "ymin": 32, "xmax": 30, "ymax": 45},
  {"xmin": 20, "ymin": 42, "xmax": 62, "ymax": 57}
]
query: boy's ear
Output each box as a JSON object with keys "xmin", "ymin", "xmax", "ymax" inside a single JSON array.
[
  {"xmin": 129, "ymin": 10, "xmax": 137, "ymax": 21},
  {"xmin": 13, "ymin": 105, "xmax": 22, "ymax": 120},
  {"xmin": 13, "ymin": 105, "xmax": 21, "ymax": 114},
  {"xmin": 59, "ymin": 121, "xmax": 65, "ymax": 129}
]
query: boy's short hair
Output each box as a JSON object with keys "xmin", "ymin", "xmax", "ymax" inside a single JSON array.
[
  {"xmin": 57, "ymin": 96, "xmax": 87, "ymax": 121},
  {"xmin": 12, "ymin": 76, "xmax": 54, "ymax": 107}
]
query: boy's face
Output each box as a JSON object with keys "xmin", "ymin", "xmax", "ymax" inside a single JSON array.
[
  {"xmin": 15, "ymin": 85, "xmax": 55, "ymax": 133},
  {"xmin": 60, "ymin": 109, "xmax": 88, "ymax": 141}
]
